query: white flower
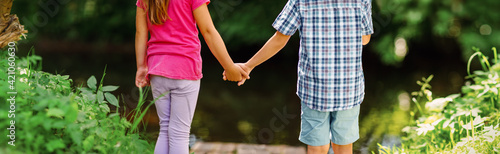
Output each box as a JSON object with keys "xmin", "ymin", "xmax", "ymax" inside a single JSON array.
[
  {"xmin": 114, "ymin": 141, "xmax": 121, "ymax": 148},
  {"xmin": 456, "ymin": 108, "xmax": 482, "ymax": 117},
  {"xmin": 424, "ymin": 115, "xmax": 440, "ymax": 124},
  {"xmin": 416, "ymin": 123, "xmax": 434, "ymax": 136},
  {"xmin": 456, "ymin": 140, "xmax": 467, "ymax": 147},
  {"xmin": 19, "ymin": 78, "xmax": 28, "ymax": 83},
  {"xmin": 468, "ymin": 148, "xmax": 476, "ymax": 154},
  {"xmin": 461, "ymin": 116, "xmax": 484, "ymax": 130},
  {"xmin": 20, "ymin": 68, "xmax": 28, "ymax": 75},
  {"xmin": 482, "ymin": 125, "xmax": 500, "ymax": 143},
  {"xmin": 425, "ymin": 98, "xmax": 452, "ymax": 112},
  {"xmin": 424, "ymin": 90, "xmax": 433, "ymax": 100},
  {"xmin": 456, "ymin": 136, "xmax": 477, "ymax": 147},
  {"xmin": 469, "ymin": 85, "xmax": 484, "ymax": 90},
  {"xmin": 402, "ymin": 126, "xmax": 411, "ymax": 133}
]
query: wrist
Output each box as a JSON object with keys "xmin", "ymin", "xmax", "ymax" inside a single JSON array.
[
  {"xmin": 222, "ymin": 63, "xmax": 236, "ymax": 70},
  {"xmin": 244, "ymin": 62, "xmax": 256, "ymax": 70},
  {"xmin": 137, "ymin": 64, "xmax": 147, "ymax": 69}
]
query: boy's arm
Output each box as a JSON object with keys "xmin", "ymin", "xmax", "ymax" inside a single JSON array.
[
  {"xmin": 362, "ymin": 35, "xmax": 371, "ymax": 45},
  {"xmin": 361, "ymin": 0, "xmax": 374, "ymax": 45},
  {"xmin": 193, "ymin": 4, "xmax": 249, "ymax": 82},
  {"xmin": 245, "ymin": 31, "xmax": 291, "ymax": 69},
  {"xmin": 232, "ymin": 31, "xmax": 291, "ymax": 86}
]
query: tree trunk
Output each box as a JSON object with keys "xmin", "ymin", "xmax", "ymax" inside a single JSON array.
[{"xmin": 0, "ymin": 0, "xmax": 27, "ymax": 49}]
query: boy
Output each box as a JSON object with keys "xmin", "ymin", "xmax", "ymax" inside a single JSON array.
[{"xmin": 229, "ymin": 0, "xmax": 373, "ymax": 153}]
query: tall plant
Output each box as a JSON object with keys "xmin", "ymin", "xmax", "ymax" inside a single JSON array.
[{"xmin": 379, "ymin": 47, "xmax": 500, "ymax": 153}]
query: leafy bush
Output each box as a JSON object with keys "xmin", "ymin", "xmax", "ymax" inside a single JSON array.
[
  {"xmin": 0, "ymin": 48, "xmax": 154, "ymax": 153},
  {"xmin": 379, "ymin": 48, "xmax": 500, "ymax": 153}
]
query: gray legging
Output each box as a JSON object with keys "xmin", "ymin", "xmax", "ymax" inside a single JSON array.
[{"xmin": 151, "ymin": 76, "xmax": 200, "ymax": 154}]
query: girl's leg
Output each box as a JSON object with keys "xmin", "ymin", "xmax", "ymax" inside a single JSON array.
[
  {"xmin": 151, "ymin": 76, "xmax": 173, "ymax": 154},
  {"xmin": 168, "ymin": 79, "xmax": 200, "ymax": 154}
]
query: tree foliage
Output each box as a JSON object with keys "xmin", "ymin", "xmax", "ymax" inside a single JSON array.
[
  {"xmin": 11, "ymin": 0, "xmax": 500, "ymax": 64},
  {"xmin": 371, "ymin": 0, "xmax": 500, "ymax": 64}
]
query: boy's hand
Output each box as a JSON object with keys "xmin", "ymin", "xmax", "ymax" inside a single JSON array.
[
  {"xmin": 135, "ymin": 66, "xmax": 149, "ymax": 88},
  {"xmin": 223, "ymin": 64, "xmax": 249, "ymax": 82},
  {"xmin": 235, "ymin": 63, "xmax": 253, "ymax": 86},
  {"xmin": 362, "ymin": 34, "xmax": 371, "ymax": 45},
  {"xmin": 223, "ymin": 63, "xmax": 253, "ymax": 86}
]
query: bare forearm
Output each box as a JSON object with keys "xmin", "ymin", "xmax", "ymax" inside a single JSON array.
[
  {"xmin": 246, "ymin": 32, "xmax": 290, "ymax": 69},
  {"xmin": 135, "ymin": 32, "xmax": 148, "ymax": 68},
  {"xmin": 203, "ymin": 31, "xmax": 234, "ymax": 69}
]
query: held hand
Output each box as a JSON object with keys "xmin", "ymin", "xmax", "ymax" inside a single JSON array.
[
  {"xmin": 235, "ymin": 63, "xmax": 253, "ymax": 86},
  {"xmin": 223, "ymin": 64, "xmax": 249, "ymax": 82},
  {"xmin": 362, "ymin": 35, "xmax": 371, "ymax": 45},
  {"xmin": 135, "ymin": 66, "xmax": 149, "ymax": 88},
  {"xmin": 223, "ymin": 63, "xmax": 250, "ymax": 84},
  {"xmin": 223, "ymin": 63, "xmax": 253, "ymax": 86}
]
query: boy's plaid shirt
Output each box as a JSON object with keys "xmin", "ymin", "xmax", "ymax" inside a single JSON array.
[{"xmin": 273, "ymin": 0, "xmax": 374, "ymax": 111}]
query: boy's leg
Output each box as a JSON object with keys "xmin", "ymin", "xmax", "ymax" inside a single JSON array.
[
  {"xmin": 299, "ymin": 103, "xmax": 331, "ymax": 154},
  {"xmin": 167, "ymin": 79, "xmax": 200, "ymax": 154},
  {"xmin": 331, "ymin": 142, "xmax": 353, "ymax": 154},
  {"xmin": 307, "ymin": 144, "xmax": 330, "ymax": 154},
  {"xmin": 330, "ymin": 104, "xmax": 361, "ymax": 154},
  {"xmin": 151, "ymin": 76, "xmax": 173, "ymax": 154}
]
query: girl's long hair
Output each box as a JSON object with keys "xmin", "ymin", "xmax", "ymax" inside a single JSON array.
[{"xmin": 145, "ymin": 0, "xmax": 170, "ymax": 25}]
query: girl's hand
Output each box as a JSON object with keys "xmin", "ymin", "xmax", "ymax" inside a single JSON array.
[
  {"xmin": 135, "ymin": 66, "xmax": 149, "ymax": 88},
  {"xmin": 235, "ymin": 63, "xmax": 253, "ymax": 86},
  {"xmin": 223, "ymin": 63, "xmax": 253, "ymax": 86},
  {"xmin": 223, "ymin": 64, "xmax": 249, "ymax": 82}
]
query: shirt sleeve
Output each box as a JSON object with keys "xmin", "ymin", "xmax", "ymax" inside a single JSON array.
[
  {"xmin": 361, "ymin": 0, "xmax": 374, "ymax": 35},
  {"xmin": 193, "ymin": 0, "xmax": 210, "ymax": 11},
  {"xmin": 136, "ymin": 0, "xmax": 145, "ymax": 10},
  {"xmin": 272, "ymin": 0, "xmax": 300, "ymax": 36}
]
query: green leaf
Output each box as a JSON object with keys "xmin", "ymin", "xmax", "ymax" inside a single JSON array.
[
  {"xmin": 100, "ymin": 104, "xmax": 111, "ymax": 113},
  {"xmin": 70, "ymin": 131, "xmax": 83, "ymax": 146},
  {"xmin": 97, "ymin": 90, "xmax": 104, "ymax": 103},
  {"xmin": 105, "ymin": 92, "xmax": 119, "ymax": 107},
  {"xmin": 65, "ymin": 103, "xmax": 79, "ymax": 122},
  {"xmin": 47, "ymin": 108, "xmax": 65, "ymax": 118},
  {"xmin": 60, "ymin": 75, "xmax": 70, "ymax": 80},
  {"xmin": 83, "ymin": 135, "xmax": 95, "ymax": 151},
  {"xmin": 87, "ymin": 76, "xmax": 97, "ymax": 90},
  {"xmin": 51, "ymin": 121, "xmax": 66, "ymax": 128},
  {"xmin": 102, "ymin": 85, "xmax": 119, "ymax": 92},
  {"xmin": 95, "ymin": 127, "xmax": 108, "ymax": 138},
  {"xmin": 46, "ymin": 139, "xmax": 65, "ymax": 152}
]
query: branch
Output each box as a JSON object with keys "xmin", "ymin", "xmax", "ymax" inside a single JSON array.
[
  {"xmin": 0, "ymin": 0, "xmax": 13, "ymax": 23},
  {"xmin": 0, "ymin": 15, "xmax": 27, "ymax": 49}
]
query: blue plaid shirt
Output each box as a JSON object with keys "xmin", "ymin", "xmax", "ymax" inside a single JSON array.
[{"xmin": 273, "ymin": 0, "xmax": 374, "ymax": 111}]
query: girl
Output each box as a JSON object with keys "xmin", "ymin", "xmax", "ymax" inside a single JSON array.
[{"xmin": 134, "ymin": 0, "xmax": 248, "ymax": 153}]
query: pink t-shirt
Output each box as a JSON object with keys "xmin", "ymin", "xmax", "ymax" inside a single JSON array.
[{"xmin": 137, "ymin": 0, "xmax": 210, "ymax": 80}]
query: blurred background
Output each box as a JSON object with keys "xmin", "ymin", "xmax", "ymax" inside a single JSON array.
[{"xmin": 11, "ymin": 0, "xmax": 500, "ymax": 152}]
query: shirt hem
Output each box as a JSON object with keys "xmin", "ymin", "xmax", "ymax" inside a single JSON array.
[
  {"xmin": 147, "ymin": 71, "xmax": 203, "ymax": 81},
  {"xmin": 298, "ymin": 93, "xmax": 365, "ymax": 112}
]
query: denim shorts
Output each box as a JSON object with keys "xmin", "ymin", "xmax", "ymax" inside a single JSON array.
[{"xmin": 299, "ymin": 103, "xmax": 361, "ymax": 146}]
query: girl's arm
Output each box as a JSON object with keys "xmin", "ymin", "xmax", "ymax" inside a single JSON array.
[
  {"xmin": 193, "ymin": 4, "xmax": 249, "ymax": 82},
  {"xmin": 135, "ymin": 7, "xmax": 149, "ymax": 87}
]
